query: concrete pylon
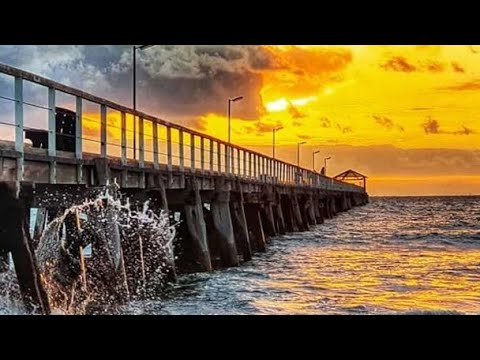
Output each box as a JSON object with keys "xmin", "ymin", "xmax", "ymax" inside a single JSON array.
[
  {"xmin": 212, "ymin": 178, "xmax": 239, "ymax": 267},
  {"xmin": 244, "ymin": 202, "xmax": 267, "ymax": 252},
  {"xmin": 292, "ymin": 191, "xmax": 307, "ymax": 232},
  {"xmin": 184, "ymin": 178, "xmax": 212, "ymax": 272},
  {"xmin": 229, "ymin": 181, "xmax": 252, "ymax": 262}
]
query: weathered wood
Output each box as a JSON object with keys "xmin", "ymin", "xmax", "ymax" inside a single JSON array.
[
  {"xmin": 0, "ymin": 183, "xmax": 50, "ymax": 314},
  {"xmin": 211, "ymin": 178, "xmax": 238, "ymax": 267},
  {"xmin": 229, "ymin": 181, "xmax": 252, "ymax": 262},
  {"xmin": 244, "ymin": 202, "xmax": 266, "ymax": 252},
  {"xmin": 184, "ymin": 179, "xmax": 212, "ymax": 272}
]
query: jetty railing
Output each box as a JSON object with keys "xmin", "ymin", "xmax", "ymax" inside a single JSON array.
[{"xmin": 0, "ymin": 63, "xmax": 362, "ymax": 193}]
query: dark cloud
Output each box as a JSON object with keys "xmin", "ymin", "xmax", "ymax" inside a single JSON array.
[
  {"xmin": 381, "ymin": 56, "xmax": 417, "ymax": 72},
  {"xmin": 335, "ymin": 123, "xmax": 353, "ymax": 134},
  {"xmin": 437, "ymin": 79, "xmax": 480, "ymax": 91},
  {"xmin": 381, "ymin": 56, "xmax": 465, "ymax": 75},
  {"xmin": 451, "ymin": 62, "xmax": 466, "ymax": 73},
  {"xmin": 320, "ymin": 117, "xmax": 331, "ymax": 128},
  {"xmin": 454, "ymin": 126, "xmax": 476, "ymax": 135},
  {"xmin": 190, "ymin": 117, "xmax": 208, "ymax": 132},
  {"xmin": 297, "ymin": 133, "xmax": 312, "ymax": 140},
  {"xmin": 288, "ymin": 103, "xmax": 306, "ymax": 119},
  {"xmin": 410, "ymin": 107, "xmax": 434, "ymax": 111},
  {"xmin": 372, "ymin": 115, "xmax": 405, "ymax": 132},
  {"xmin": 423, "ymin": 118, "xmax": 440, "ymax": 134},
  {"xmin": 425, "ymin": 61, "xmax": 444, "ymax": 73},
  {"xmin": 422, "ymin": 117, "xmax": 475, "ymax": 135}
]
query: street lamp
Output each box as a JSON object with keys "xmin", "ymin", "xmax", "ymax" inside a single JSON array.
[
  {"xmin": 324, "ymin": 156, "xmax": 331, "ymax": 176},
  {"xmin": 272, "ymin": 126, "xmax": 283, "ymax": 160},
  {"xmin": 297, "ymin": 141, "xmax": 306, "ymax": 167},
  {"xmin": 227, "ymin": 96, "xmax": 243, "ymax": 173},
  {"xmin": 313, "ymin": 150, "xmax": 320, "ymax": 172},
  {"xmin": 133, "ymin": 45, "xmax": 156, "ymax": 160},
  {"xmin": 228, "ymin": 96, "xmax": 243, "ymax": 144}
]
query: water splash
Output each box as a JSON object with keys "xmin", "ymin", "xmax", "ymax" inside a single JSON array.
[{"xmin": 33, "ymin": 181, "xmax": 176, "ymax": 314}]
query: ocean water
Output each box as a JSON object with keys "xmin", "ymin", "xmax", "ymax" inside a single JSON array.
[
  {"xmin": 2, "ymin": 196, "xmax": 480, "ymax": 315},
  {"xmin": 123, "ymin": 196, "xmax": 480, "ymax": 315}
]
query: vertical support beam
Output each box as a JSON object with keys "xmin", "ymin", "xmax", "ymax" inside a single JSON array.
[
  {"xmin": 244, "ymin": 203, "xmax": 267, "ymax": 252},
  {"xmin": 138, "ymin": 116, "xmax": 144, "ymax": 168},
  {"xmin": 243, "ymin": 150, "xmax": 247, "ymax": 177},
  {"xmin": 229, "ymin": 181, "xmax": 252, "ymax": 262},
  {"xmin": 100, "ymin": 104, "xmax": 107, "ymax": 158},
  {"xmin": 236, "ymin": 148, "xmax": 240, "ymax": 175},
  {"xmin": 48, "ymin": 87, "xmax": 56, "ymax": 184},
  {"xmin": 217, "ymin": 142, "xmax": 221, "ymax": 173},
  {"xmin": 190, "ymin": 133, "xmax": 195, "ymax": 172},
  {"xmin": 200, "ymin": 137, "xmax": 205, "ymax": 173},
  {"xmin": 253, "ymin": 154, "xmax": 257, "ymax": 178},
  {"xmin": 248, "ymin": 152, "xmax": 252, "ymax": 178},
  {"xmin": 166, "ymin": 126, "xmax": 172, "ymax": 170},
  {"xmin": 212, "ymin": 179, "xmax": 239, "ymax": 267},
  {"xmin": 75, "ymin": 97, "xmax": 83, "ymax": 159},
  {"xmin": 121, "ymin": 112, "xmax": 127, "ymax": 165},
  {"xmin": 14, "ymin": 77, "xmax": 24, "ymax": 193},
  {"xmin": 209, "ymin": 139, "xmax": 214, "ymax": 173},
  {"xmin": 75, "ymin": 97, "xmax": 83, "ymax": 184},
  {"xmin": 179, "ymin": 129, "xmax": 184, "ymax": 171},
  {"xmin": 184, "ymin": 179, "xmax": 212, "ymax": 272},
  {"xmin": 153, "ymin": 121, "xmax": 159, "ymax": 169},
  {"xmin": 224, "ymin": 144, "xmax": 229, "ymax": 174},
  {"xmin": 47, "ymin": 88, "xmax": 56, "ymax": 157}
]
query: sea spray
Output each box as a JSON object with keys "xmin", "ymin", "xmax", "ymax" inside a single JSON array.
[{"xmin": 34, "ymin": 182, "xmax": 176, "ymax": 314}]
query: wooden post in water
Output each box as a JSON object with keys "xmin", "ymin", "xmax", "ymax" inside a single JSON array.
[
  {"xmin": 244, "ymin": 202, "xmax": 267, "ymax": 252},
  {"xmin": 211, "ymin": 177, "xmax": 239, "ymax": 267},
  {"xmin": 229, "ymin": 181, "xmax": 252, "ymax": 262},
  {"xmin": 184, "ymin": 178, "xmax": 212, "ymax": 272},
  {"xmin": 0, "ymin": 183, "xmax": 50, "ymax": 314}
]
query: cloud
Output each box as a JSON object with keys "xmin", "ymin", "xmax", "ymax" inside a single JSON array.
[
  {"xmin": 292, "ymin": 119, "xmax": 303, "ymax": 127},
  {"xmin": 409, "ymin": 107, "xmax": 434, "ymax": 111},
  {"xmin": 190, "ymin": 117, "xmax": 208, "ymax": 132},
  {"xmin": 372, "ymin": 115, "xmax": 405, "ymax": 132},
  {"xmin": 297, "ymin": 133, "xmax": 312, "ymax": 140},
  {"xmin": 288, "ymin": 103, "xmax": 306, "ymax": 119},
  {"xmin": 451, "ymin": 62, "xmax": 466, "ymax": 73},
  {"xmin": 380, "ymin": 56, "xmax": 417, "ymax": 72},
  {"xmin": 437, "ymin": 79, "xmax": 480, "ymax": 91},
  {"xmin": 422, "ymin": 117, "xmax": 475, "ymax": 135},
  {"xmin": 380, "ymin": 55, "xmax": 465, "ymax": 74},
  {"xmin": 454, "ymin": 126, "xmax": 476, "ymax": 135},
  {"xmin": 425, "ymin": 61, "xmax": 444, "ymax": 73},
  {"xmin": 335, "ymin": 124, "xmax": 353, "ymax": 134},
  {"xmin": 320, "ymin": 117, "xmax": 331, "ymax": 128},
  {"xmin": 422, "ymin": 118, "xmax": 440, "ymax": 134}
]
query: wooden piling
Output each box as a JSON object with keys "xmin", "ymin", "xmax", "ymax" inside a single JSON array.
[
  {"xmin": 244, "ymin": 202, "xmax": 267, "ymax": 252},
  {"xmin": 229, "ymin": 181, "xmax": 252, "ymax": 262},
  {"xmin": 184, "ymin": 179, "xmax": 212, "ymax": 272},
  {"xmin": 211, "ymin": 178, "xmax": 239, "ymax": 267},
  {"xmin": 0, "ymin": 183, "xmax": 50, "ymax": 314}
]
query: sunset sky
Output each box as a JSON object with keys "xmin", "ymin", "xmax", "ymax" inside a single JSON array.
[{"xmin": 0, "ymin": 45, "xmax": 479, "ymax": 196}]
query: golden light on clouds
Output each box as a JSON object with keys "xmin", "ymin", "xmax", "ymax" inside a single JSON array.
[
  {"xmin": 187, "ymin": 45, "xmax": 480, "ymax": 196},
  {"xmin": 64, "ymin": 45, "xmax": 480, "ymax": 196}
]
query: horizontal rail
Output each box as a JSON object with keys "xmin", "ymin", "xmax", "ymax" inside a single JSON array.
[{"xmin": 0, "ymin": 63, "xmax": 364, "ymax": 193}]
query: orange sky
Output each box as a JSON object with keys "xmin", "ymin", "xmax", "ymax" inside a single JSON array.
[
  {"xmin": 186, "ymin": 45, "xmax": 480, "ymax": 196},
  {"xmin": 10, "ymin": 45, "xmax": 480, "ymax": 196}
]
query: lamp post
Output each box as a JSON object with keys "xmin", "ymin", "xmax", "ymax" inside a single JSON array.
[
  {"xmin": 228, "ymin": 96, "xmax": 243, "ymax": 144},
  {"xmin": 133, "ymin": 45, "xmax": 156, "ymax": 160},
  {"xmin": 313, "ymin": 150, "xmax": 320, "ymax": 172},
  {"xmin": 297, "ymin": 141, "xmax": 306, "ymax": 167},
  {"xmin": 324, "ymin": 156, "xmax": 331, "ymax": 176},
  {"xmin": 272, "ymin": 126, "xmax": 283, "ymax": 160},
  {"xmin": 227, "ymin": 96, "xmax": 243, "ymax": 173}
]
